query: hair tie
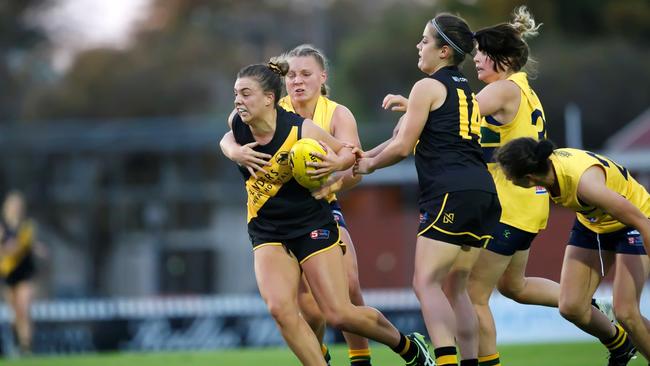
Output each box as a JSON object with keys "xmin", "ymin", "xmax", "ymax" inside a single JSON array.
[
  {"xmin": 431, "ymin": 18, "xmax": 465, "ymax": 56},
  {"xmin": 267, "ymin": 62, "xmax": 282, "ymax": 75}
]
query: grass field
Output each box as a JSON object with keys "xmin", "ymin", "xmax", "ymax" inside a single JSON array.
[{"xmin": 3, "ymin": 342, "xmax": 647, "ymax": 366}]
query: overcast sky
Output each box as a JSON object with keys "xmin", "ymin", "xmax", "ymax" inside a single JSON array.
[{"xmin": 29, "ymin": 0, "xmax": 152, "ymax": 70}]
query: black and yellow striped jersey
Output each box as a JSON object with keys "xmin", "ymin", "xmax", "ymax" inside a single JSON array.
[
  {"xmin": 0, "ymin": 220, "xmax": 34, "ymax": 277},
  {"xmin": 231, "ymin": 107, "xmax": 332, "ymax": 240},
  {"xmin": 415, "ymin": 66, "xmax": 496, "ymax": 206}
]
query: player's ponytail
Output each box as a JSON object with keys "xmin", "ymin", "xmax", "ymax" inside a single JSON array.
[
  {"xmin": 511, "ymin": 6, "xmax": 541, "ymax": 40},
  {"xmin": 474, "ymin": 6, "xmax": 542, "ymax": 74},
  {"xmin": 495, "ymin": 138, "xmax": 555, "ymax": 180}
]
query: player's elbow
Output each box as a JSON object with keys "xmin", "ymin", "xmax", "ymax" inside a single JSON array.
[{"xmin": 395, "ymin": 145, "xmax": 412, "ymax": 159}]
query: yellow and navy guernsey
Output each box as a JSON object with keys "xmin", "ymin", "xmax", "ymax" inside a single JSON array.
[
  {"xmin": 279, "ymin": 95, "xmax": 339, "ymax": 203},
  {"xmin": 550, "ymin": 148, "xmax": 650, "ymax": 233},
  {"xmin": 416, "ymin": 65, "xmax": 496, "ymax": 205},
  {"xmin": 231, "ymin": 108, "xmax": 333, "ymax": 240},
  {"xmin": 480, "ymin": 72, "xmax": 549, "ymax": 233}
]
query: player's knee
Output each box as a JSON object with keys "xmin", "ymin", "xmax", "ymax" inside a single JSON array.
[
  {"xmin": 497, "ymin": 280, "xmax": 524, "ymax": 302},
  {"xmin": 558, "ymin": 298, "xmax": 588, "ymax": 323},
  {"xmin": 322, "ymin": 306, "xmax": 353, "ymax": 330},
  {"xmin": 265, "ymin": 298, "xmax": 298, "ymax": 325},
  {"xmin": 298, "ymin": 296, "xmax": 323, "ymax": 322},
  {"xmin": 613, "ymin": 302, "xmax": 639, "ymax": 328}
]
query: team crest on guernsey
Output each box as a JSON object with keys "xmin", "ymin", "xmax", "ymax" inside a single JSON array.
[
  {"xmin": 310, "ymin": 229, "xmax": 330, "ymax": 240},
  {"xmin": 419, "ymin": 212, "xmax": 429, "ymax": 224},
  {"xmin": 535, "ymin": 186, "xmax": 547, "ymax": 194},
  {"xmin": 276, "ymin": 151, "xmax": 290, "ymax": 165}
]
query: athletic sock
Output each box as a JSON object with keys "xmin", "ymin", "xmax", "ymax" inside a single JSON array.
[
  {"xmin": 434, "ymin": 346, "xmax": 458, "ymax": 366},
  {"xmin": 478, "ymin": 353, "xmax": 501, "ymax": 366},
  {"xmin": 349, "ymin": 348, "xmax": 372, "ymax": 366},
  {"xmin": 392, "ymin": 333, "xmax": 418, "ymax": 362},
  {"xmin": 460, "ymin": 359, "xmax": 478, "ymax": 366},
  {"xmin": 602, "ymin": 324, "xmax": 629, "ymax": 354}
]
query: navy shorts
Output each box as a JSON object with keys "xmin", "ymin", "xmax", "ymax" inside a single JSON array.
[
  {"xmin": 484, "ymin": 222, "xmax": 537, "ymax": 256},
  {"xmin": 418, "ymin": 191, "xmax": 501, "ymax": 248},
  {"xmin": 568, "ymin": 219, "xmax": 647, "ymax": 255},
  {"xmin": 329, "ymin": 200, "xmax": 347, "ymax": 229},
  {"xmin": 252, "ymin": 221, "xmax": 345, "ymax": 264}
]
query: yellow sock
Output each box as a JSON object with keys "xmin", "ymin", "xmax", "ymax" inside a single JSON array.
[{"xmin": 349, "ymin": 348, "xmax": 371, "ymax": 365}]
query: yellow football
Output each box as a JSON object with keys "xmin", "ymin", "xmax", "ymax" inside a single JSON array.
[{"xmin": 289, "ymin": 138, "xmax": 329, "ymax": 190}]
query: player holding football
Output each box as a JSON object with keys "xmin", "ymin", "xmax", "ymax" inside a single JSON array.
[
  {"xmin": 220, "ymin": 60, "xmax": 434, "ymax": 366},
  {"xmin": 221, "ymin": 44, "xmax": 374, "ymax": 366}
]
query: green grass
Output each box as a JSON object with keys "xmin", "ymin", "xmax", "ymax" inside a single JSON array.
[{"xmin": 3, "ymin": 342, "xmax": 647, "ymax": 366}]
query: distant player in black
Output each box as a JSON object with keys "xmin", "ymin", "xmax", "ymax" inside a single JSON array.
[
  {"xmin": 220, "ymin": 60, "xmax": 433, "ymax": 366},
  {"xmin": 0, "ymin": 191, "xmax": 42, "ymax": 354},
  {"xmin": 356, "ymin": 14, "xmax": 500, "ymax": 366}
]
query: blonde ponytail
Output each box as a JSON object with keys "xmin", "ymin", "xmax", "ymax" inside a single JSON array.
[{"xmin": 510, "ymin": 6, "xmax": 542, "ymax": 40}]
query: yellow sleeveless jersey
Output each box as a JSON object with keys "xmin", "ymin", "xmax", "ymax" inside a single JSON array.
[
  {"xmin": 279, "ymin": 95, "xmax": 340, "ymax": 202},
  {"xmin": 480, "ymin": 72, "xmax": 549, "ymax": 233},
  {"xmin": 550, "ymin": 148, "xmax": 650, "ymax": 233}
]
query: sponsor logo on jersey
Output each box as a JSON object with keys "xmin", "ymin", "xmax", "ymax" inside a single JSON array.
[
  {"xmin": 310, "ymin": 229, "xmax": 330, "ymax": 240},
  {"xmin": 626, "ymin": 230, "xmax": 643, "ymax": 246},
  {"xmin": 535, "ymin": 186, "xmax": 547, "ymax": 194}
]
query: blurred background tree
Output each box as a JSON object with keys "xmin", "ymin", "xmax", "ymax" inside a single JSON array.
[{"xmin": 2, "ymin": 0, "xmax": 649, "ymax": 148}]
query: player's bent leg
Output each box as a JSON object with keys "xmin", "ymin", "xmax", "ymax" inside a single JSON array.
[
  {"xmin": 302, "ymin": 246, "xmax": 435, "ymax": 366},
  {"xmin": 469, "ymin": 248, "xmax": 512, "ymax": 358},
  {"xmin": 302, "ymin": 245, "xmax": 401, "ymax": 346},
  {"xmin": 613, "ymin": 253, "xmax": 650, "ymax": 360},
  {"xmin": 444, "ymin": 246, "xmax": 481, "ymax": 361},
  {"xmin": 559, "ymin": 246, "xmax": 616, "ymax": 339},
  {"xmin": 497, "ymin": 249, "xmax": 559, "ymax": 307},
  {"xmin": 254, "ymin": 245, "xmax": 326, "ymax": 366},
  {"xmin": 339, "ymin": 227, "xmax": 373, "ymax": 365},
  {"xmin": 298, "ymin": 275, "xmax": 327, "ymax": 342}
]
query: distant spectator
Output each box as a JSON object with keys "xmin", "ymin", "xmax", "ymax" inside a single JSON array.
[{"xmin": 0, "ymin": 191, "xmax": 45, "ymax": 354}]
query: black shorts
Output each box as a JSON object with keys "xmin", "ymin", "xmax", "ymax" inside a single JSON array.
[
  {"xmin": 484, "ymin": 222, "xmax": 538, "ymax": 256},
  {"xmin": 418, "ymin": 191, "xmax": 501, "ymax": 248},
  {"xmin": 251, "ymin": 221, "xmax": 345, "ymax": 264},
  {"xmin": 568, "ymin": 219, "xmax": 647, "ymax": 255},
  {"xmin": 4, "ymin": 252, "xmax": 36, "ymax": 287},
  {"xmin": 329, "ymin": 200, "xmax": 347, "ymax": 229}
]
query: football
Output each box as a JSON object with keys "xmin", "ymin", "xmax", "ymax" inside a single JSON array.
[{"xmin": 289, "ymin": 138, "xmax": 329, "ymax": 190}]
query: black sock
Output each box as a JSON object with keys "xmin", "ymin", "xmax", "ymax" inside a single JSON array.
[{"xmin": 434, "ymin": 346, "xmax": 457, "ymax": 366}]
